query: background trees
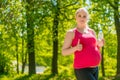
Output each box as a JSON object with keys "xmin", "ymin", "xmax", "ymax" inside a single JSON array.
[{"xmin": 0, "ymin": 0, "xmax": 119, "ymax": 79}]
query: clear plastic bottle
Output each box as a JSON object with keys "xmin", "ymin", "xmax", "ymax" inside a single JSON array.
[{"xmin": 98, "ymin": 29, "xmax": 103, "ymax": 41}]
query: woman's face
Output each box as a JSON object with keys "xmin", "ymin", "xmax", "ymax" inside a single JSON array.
[{"xmin": 75, "ymin": 10, "xmax": 88, "ymax": 26}]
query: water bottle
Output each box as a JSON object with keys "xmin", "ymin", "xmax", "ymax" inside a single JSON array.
[{"xmin": 98, "ymin": 29, "xmax": 103, "ymax": 41}]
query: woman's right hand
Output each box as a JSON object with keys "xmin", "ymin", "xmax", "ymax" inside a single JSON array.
[{"xmin": 75, "ymin": 39, "xmax": 83, "ymax": 51}]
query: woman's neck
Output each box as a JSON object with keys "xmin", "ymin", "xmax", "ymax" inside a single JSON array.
[{"xmin": 76, "ymin": 25, "xmax": 89, "ymax": 33}]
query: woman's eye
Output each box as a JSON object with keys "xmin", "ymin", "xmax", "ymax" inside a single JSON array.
[
  {"xmin": 83, "ymin": 16, "xmax": 86, "ymax": 18},
  {"xmin": 78, "ymin": 15, "xmax": 81, "ymax": 17},
  {"xmin": 78, "ymin": 15, "xmax": 87, "ymax": 18}
]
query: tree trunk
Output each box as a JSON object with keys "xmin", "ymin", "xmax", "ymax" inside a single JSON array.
[
  {"xmin": 114, "ymin": 0, "xmax": 120, "ymax": 76},
  {"xmin": 52, "ymin": 13, "xmax": 59, "ymax": 75},
  {"xmin": 21, "ymin": 38, "xmax": 27, "ymax": 74},
  {"xmin": 51, "ymin": 1, "xmax": 59, "ymax": 75},
  {"xmin": 108, "ymin": 0, "xmax": 120, "ymax": 77},
  {"xmin": 21, "ymin": 37, "xmax": 24, "ymax": 74},
  {"xmin": 26, "ymin": 0, "xmax": 36, "ymax": 75},
  {"xmin": 16, "ymin": 38, "xmax": 19, "ymax": 74},
  {"xmin": 101, "ymin": 47, "xmax": 105, "ymax": 76}
]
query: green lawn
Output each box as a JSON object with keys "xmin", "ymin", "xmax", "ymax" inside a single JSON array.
[{"xmin": 0, "ymin": 73, "xmax": 120, "ymax": 80}]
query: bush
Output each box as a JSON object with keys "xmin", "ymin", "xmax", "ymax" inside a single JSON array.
[{"xmin": 0, "ymin": 53, "xmax": 14, "ymax": 75}]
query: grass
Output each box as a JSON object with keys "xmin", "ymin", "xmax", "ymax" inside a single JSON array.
[
  {"xmin": 0, "ymin": 64, "xmax": 119, "ymax": 80},
  {"xmin": 0, "ymin": 73, "xmax": 120, "ymax": 80}
]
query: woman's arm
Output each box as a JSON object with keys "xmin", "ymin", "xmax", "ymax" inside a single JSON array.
[
  {"xmin": 62, "ymin": 30, "xmax": 82, "ymax": 56},
  {"xmin": 91, "ymin": 29, "xmax": 104, "ymax": 47}
]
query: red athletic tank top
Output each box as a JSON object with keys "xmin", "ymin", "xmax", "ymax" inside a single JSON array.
[{"xmin": 72, "ymin": 28, "xmax": 101, "ymax": 69}]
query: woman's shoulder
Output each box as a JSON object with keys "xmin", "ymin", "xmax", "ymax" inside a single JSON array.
[
  {"xmin": 87, "ymin": 27, "xmax": 96, "ymax": 36},
  {"xmin": 87, "ymin": 27, "xmax": 94, "ymax": 31},
  {"xmin": 66, "ymin": 28, "xmax": 76, "ymax": 33},
  {"xmin": 66, "ymin": 28, "xmax": 76, "ymax": 39},
  {"xmin": 87, "ymin": 27, "xmax": 95, "ymax": 32}
]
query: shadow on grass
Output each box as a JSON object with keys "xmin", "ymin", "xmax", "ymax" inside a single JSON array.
[
  {"xmin": 38, "ymin": 74, "xmax": 55, "ymax": 80},
  {"xmin": 99, "ymin": 76, "xmax": 120, "ymax": 80},
  {"xmin": 112, "ymin": 76, "xmax": 120, "ymax": 80},
  {"xmin": 14, "ymin": 75, "xmax": 30, "ymax": 80},
  {"xmin": 14, "ymin": 74, "xmax": 56, "ymax": 80}
]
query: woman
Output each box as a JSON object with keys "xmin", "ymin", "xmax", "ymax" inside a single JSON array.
[{"xmin": 62, "ymin": 8, "xmax": 104, "ymax": 80}]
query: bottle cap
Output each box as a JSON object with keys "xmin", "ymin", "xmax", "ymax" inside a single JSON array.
[{"xmin": 99, "ymin": 29, "xmax": 102, "ymax": 32}]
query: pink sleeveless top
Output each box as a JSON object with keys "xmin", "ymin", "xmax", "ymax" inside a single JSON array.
[{"xmin": 72, "ymin": 28, "xmax": 101, "ymax": 69}]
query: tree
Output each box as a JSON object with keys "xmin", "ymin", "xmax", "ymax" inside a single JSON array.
[
  {"xmin": 51, "ymin": 0, "xmax": 80, "ymax": 75},
  {"xmin": 26, "ymin": 0, "xmax": 36, "ymax": 74},
  {"xmin": 51, "ymin": 0, "xmax": 60, "ymax": 75},
  {"xmin": 108, "ymin": 0, "xmax": 120, "ymax": 77}
]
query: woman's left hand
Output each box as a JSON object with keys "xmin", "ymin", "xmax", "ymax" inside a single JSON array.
[{"xmin": 97, "ymin": 39, "xmax": 104, "ymax": 47}]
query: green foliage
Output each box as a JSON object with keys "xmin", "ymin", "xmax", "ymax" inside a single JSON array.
[
  {"xmin": 0, "ymin": 0, "xmax": 119, "ymax": 79},
  {"xmin": 0, "ymin": 75, "xmax": 13, "ymax": 80},
  {"xmin": 0, "ymin": 52, "xmax": 14, "ymax": 75},
  {"xmin": 36, "ymin": 54, "xmax": 52, "ymax": 67}
]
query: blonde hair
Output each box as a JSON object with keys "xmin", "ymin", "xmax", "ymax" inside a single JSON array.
[{"xmin": 75, "ymin": 8, "xmax": 89, "ymax": 19}]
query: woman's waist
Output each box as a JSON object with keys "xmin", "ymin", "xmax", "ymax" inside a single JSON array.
[
  {"xmin": 74, "ymin": 52, "xmax": 101, "ymax": 67},
  {"xmin": 73, "ymin": 59, "xmax": 101, "ymax": 69}
]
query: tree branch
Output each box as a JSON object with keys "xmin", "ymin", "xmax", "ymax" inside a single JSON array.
[
  {"xmin": 61, "ymin": 2, "xmax": 78, "ymax": 9},
  {"xmin": 107, "ymin": 0, "xmax": 116, "ymax": 9}
]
